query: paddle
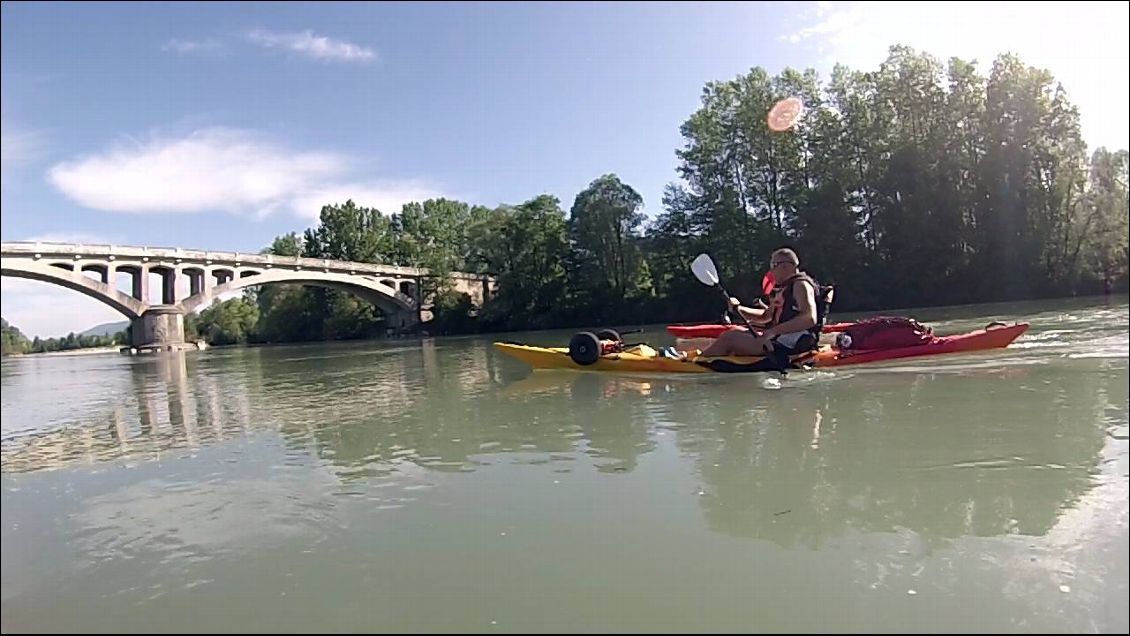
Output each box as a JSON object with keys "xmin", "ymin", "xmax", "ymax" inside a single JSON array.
[{"xmin": 691, "ymin": 253, "xmax": 758, "ymax": 333}]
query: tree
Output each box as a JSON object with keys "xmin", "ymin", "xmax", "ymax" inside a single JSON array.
[
  {"xmin": 303, "ymin": 200, "xmax": 394, "ymax": 263},
  {"xmin": 196, "ymin": 298, "xmax": 259, "ymax": 345},
  {"xmin": 264, "ymin": 232, "xmax": 304, "ymax": 257},
  {"xmin": 1, "ymin": 318, "xmax": 31, "ymax": 356},
  {"xmin": 473, "ymin": 195, "xmax": 571, "ymax": 330},
  {"xmin": 569, "ymin": 174, "xmax": 652, "ymax": 312}
]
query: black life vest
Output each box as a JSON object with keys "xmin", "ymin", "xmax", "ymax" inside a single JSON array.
[{"xmin": 773, "ymin": 273, "xmax": 834, "ymax": 336}]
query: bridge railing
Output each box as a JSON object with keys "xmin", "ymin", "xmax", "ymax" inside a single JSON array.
[{"xmin": 1, "ymin": 241, "xmax": 490, "ymax": 282}]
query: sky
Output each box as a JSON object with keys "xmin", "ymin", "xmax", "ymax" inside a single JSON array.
[{"xmin": 3, "ymin": 1, "xmax": 1128, "ymax": 337}]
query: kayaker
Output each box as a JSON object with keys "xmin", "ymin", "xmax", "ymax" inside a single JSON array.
[{"xmin": 693, "ymin": 248, "xmax": 822, "ymax": 358}]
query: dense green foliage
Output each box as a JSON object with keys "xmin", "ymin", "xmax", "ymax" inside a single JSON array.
[{"xmin": 1, "ymin": 317, "xmax": 125, "ymax": 355}]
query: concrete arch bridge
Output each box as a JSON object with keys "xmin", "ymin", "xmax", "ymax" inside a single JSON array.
[{"xmin": 1, "ymin": 242, "xmax": 493, "ymax": 350}]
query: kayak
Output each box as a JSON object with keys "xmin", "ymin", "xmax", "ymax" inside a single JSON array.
[
  {"xmin": 668, "ymin": 322, "xmax": 854, "ymax": 338},
  {"xmin": 494, "ymin": 322, "xmax": 1029, "ymax": 374}
]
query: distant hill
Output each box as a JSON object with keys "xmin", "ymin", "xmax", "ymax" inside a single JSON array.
[{"xmin": 81, "ymin": 320, "xmax": 129, "ymax": 337}]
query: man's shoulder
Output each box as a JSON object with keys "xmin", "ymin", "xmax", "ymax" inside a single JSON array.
[{"xmin": 791, "ymin": 274, "xmax": 817, "ymax": 289}]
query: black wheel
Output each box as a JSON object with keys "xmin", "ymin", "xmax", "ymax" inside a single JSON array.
[
  {"xmin": 568, "ymin": 331, "xmax": 602, "ymax": 365},
  {"xmin": 594, "ymin": 328, "xmax": 621, "ymax": 342}
]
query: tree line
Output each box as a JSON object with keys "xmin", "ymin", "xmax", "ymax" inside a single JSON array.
[{"xmin": 1, "ymin": 318, "xmax": 126, "ymax": 356}]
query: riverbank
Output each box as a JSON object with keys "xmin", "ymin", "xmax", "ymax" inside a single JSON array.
[{"xmin": 2, "ymin": 345, "xmax": 121, "ymax": 358}]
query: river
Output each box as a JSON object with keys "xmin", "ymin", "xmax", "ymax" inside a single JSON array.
[{"xmin": 2, "ymin": 297, "xmax": 1127, "ymax": 632}]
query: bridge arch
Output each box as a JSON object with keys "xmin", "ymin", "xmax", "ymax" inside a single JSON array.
[
  {"xmin": 177, "ymin": 270, "xmax": 417, "ymax": 316},
  {"xmin": 0, "ymin": 260, "xmax": 145, "ymax": 319}
]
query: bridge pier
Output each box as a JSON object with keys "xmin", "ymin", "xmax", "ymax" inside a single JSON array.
[
  {"xmin": 131, "ymin": 306, "xmax": 191, "ymax": 352},
  {"xmin": 389, "ymin": 308, "xmax": 421, "ymax": 334}
]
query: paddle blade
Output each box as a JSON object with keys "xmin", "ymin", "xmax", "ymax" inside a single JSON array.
[
  {"xmin": 691, "ymin": 253, "xmax": 720, "ymax": 286},
  {"xmin": 762, "ymin": 271, "xmax": 775, "ymax": 295}
]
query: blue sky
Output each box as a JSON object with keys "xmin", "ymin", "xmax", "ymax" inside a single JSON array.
[{"xmin": 3, "ymin": 1, "xmax": 1128, "ymax": 337}]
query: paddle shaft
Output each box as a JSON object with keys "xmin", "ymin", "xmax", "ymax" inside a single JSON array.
[
  {"xmin": 712, "ymin": 283, "xmax": 759, "ymax": 333},
  {"xmin": 690, "ymin": 253, "xmax": 760, "ymax": 335}
]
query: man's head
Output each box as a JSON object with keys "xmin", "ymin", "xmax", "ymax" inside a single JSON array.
[{"xmin": 770, "ymin": 247, "xmax": 800, "ymax": 278}]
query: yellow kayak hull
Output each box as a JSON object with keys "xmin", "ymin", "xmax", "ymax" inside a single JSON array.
[{"xmin": 492, "ymin": 342, "xmax": 815, "ymax": 373}]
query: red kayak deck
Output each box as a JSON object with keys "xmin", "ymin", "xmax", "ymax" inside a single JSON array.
[
  {"xmin": 667, "ymin": 322, "xmax": 1030, "ymax": 369},
  {"xmin": 814, "ymin": 322, "xmax": 1028, "ymax": 367},
  {"xmin": 668, "ymin": 322, "xmax": 853, "ymax": 338}
]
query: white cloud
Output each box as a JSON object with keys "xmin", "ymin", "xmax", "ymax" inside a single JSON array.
[
  {"xmin": 1, "ymin": 121, "xmax": 49, "ymax": 190},
  {"xmin": 161, "ymin": 38, "xmax": 224, "ymax": 55},
  {"xmin": 783, "ymin": 1, "xmax": 868, "ymax": 44},
  {"xmin": 289, "ymin": 180, "xmax": 449, "ymax": 220},
  {"xmin": 45, "ymin": 127, "xmax": 453, "ymax": 220},
  {"xmin": 781, "ymin": 1, "xmax": 1130, "ymax": 152},
  {"xmin": 246, "ymin": 29, "xmax": 376, "ymax": 63}
]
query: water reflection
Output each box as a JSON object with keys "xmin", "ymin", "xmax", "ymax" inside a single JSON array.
[
  {"xmin": 283, "ymin": 363, "xmax": 659, "ymax": 478},
  {"xmin": 675, "ymin": 364, "xmax": 1125, "ymax": 547},
  {"xmin": 494, "ymin": 372, "xmax": 660, "ymax": 472},
  {"xmin": 1, "ymin": 353, "xmax": 253, "ymax": 473},
  {"xmin": 0, "ymin": 343, "xmax": 659, "ymax": 478},
  {"xmin": 2, "ymin": 324, "xmax": 1125, "ymax": 554}
]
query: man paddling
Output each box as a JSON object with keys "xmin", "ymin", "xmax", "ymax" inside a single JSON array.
[{"xmin": 697, "ymin": 248, "xmax": 823, "ymax": 358}]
